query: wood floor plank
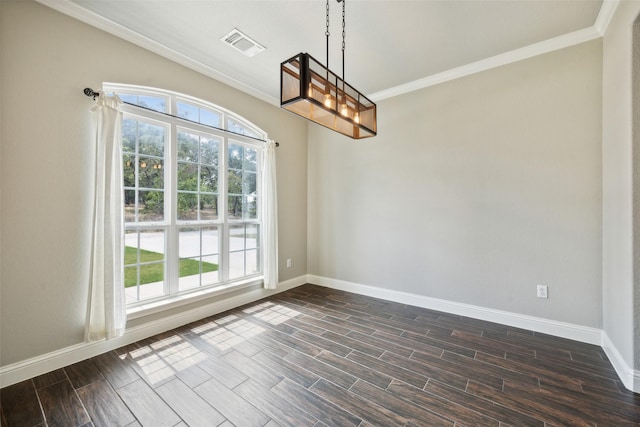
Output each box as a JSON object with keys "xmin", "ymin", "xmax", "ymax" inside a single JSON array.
[
  {"xmin": 65, "ymin": 358, "xmax": 104, "ymax": 389},
  {"xmin": 424, "ymin": 379, "xmax": 544, "ymax": 427},
  {"xmin": 321, "ymin": 331, "xmax": 385, "ymax": 357},
  {"xmin": 381, "ymin": 350, "xmax": 480, "ymax": 391},
  {"xmin": 235, "ymin": 379, "xmax": 318, "ymax": 427},
  {"xmin": 292, "ymin": 329, "xmax": 352, "ymax": 356},
  {"xmin": 401, "ymin": 330, "xmax": 477, "ymax": 358},
  {"xmin": 346, "ymin": 350, "xmax": 429, "ymax": 389},
  {"xmin": 284, "ymin": 350, "xmax": 358, "ymax": 390},
  {"xmin": 195, "ymin": 377, "xmax": 271, "ymax": 427},
  {"xmin": 371, "ymin": 330, "xmax": 444, "ymax": 358},
  {"xmin": 309, "ymin": 378, "xmax": 407, "ymax": 427},
  {"xmin": 32, "ymin": 369, "xmax": 67, "ymax": 389},
  {"xmin": 155, "ymin": 378, "xmax": 226, "ymax": 427},
  {"xmin": 76, "ymin": 378, "xmax": 135, "ymax": 427},
  {"xmin": 0, "ymin": 380, "xmax": 44, "ymax": 426},
  {"xmin": 38, "ymin": 380, "xmax": 91, "ymax": 427},
  {"xmin": 272, "ymin": 379, "xmax": 362, "ymax": 427},
  {"xmin": 251, "ymin": 349, "xmax": 320, "ymax": 388},
  {"xmin": 467, "ymin": 380, "xmax": 596, "ymax": 427},
  {"xmin": 346, "ymin": 330, "xmax": 414, "ymax": 358},
  {"xmin": 196, "ymin": 353, "xmax": 249, "ymax": 389},
  {"xmin": 313, "ymin": 350, "xmax": 392, "ymax": 390},
  {"xmin": 386, "ymin": 379, "xmax": 500, "ymax": 427},
  {"xmin": 221, "ymin": 350, "xmax": 283, "ymax": 389},
  {"xmin": 350, "ymin": 379, "xmax": 454, "ymax": 427},
  {"xmin": 319, "ymin": 315, "xmax": 377, "ymax": 335},
  {"xmin": 92, "ymin": 351, "xmax": 140, "ymax": 389},
  {"xmin": 116, "ymin": 379, "xmax": 181, "ymax": 427}
]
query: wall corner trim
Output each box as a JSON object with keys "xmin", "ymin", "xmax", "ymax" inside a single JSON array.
[{"xmin": 0, "ymin": 275, "xmax": 307, "ymax": 388}]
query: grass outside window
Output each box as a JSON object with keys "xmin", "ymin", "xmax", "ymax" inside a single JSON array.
[{"xmin": 124, "ymin": 246, "xmax": 218, "ymax": 287}]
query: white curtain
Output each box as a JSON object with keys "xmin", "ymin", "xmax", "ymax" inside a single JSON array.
[
  {"xmin": 262, "ymin": 139, "xmax": 279, "ymax": 289},
  {"xmin": 86, "ymin": 93, "xmax": 127, "ymax": 341}
]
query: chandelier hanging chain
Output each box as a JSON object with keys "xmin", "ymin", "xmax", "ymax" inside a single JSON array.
[
  {"xmin": 326, "ymin": 0, "xmax": 330, "ymax": 70},
  {"xmin": 342, "ymin": 0, "xmax": 346, "ymax": 81}
]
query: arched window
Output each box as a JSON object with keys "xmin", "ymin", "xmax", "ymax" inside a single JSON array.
[{"xmin": 104, "ymin": 84, "xmax": 269, "ymax": 307}]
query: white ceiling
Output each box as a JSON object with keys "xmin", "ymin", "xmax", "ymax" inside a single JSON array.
[{"xmin": 41, "ymin": 0, "xmax": 612, "ymax": 104}]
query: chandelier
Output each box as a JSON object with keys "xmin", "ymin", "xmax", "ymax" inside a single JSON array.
[{"xmin": 280, "ymin": 0, "xmax": 377, "ymax": 139}]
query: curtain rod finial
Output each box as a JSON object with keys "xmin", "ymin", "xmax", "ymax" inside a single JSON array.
[{"xmin": 83, "ymin": 88, "xmax": 99, "ymax": 99}]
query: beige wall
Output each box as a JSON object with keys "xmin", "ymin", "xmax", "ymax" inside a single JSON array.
[
  {"xmin": 0, "ymin": 0, "xmax": 308, "ymax": 365},
  {"xmin": 308, "ymin": 40, "xmax": 603, "ymax": 327},
  {"xmin": 602, "ymin": 0, "xmax": 640, "ymax": 371}
]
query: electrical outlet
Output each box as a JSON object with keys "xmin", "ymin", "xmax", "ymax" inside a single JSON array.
[
  {"xmin": 537, "ymin": 285, "xmax": 548, "ymax": 299},
  {"xmin": 286, "ymin": 258, "xmax": 292, "ymax": 268}
]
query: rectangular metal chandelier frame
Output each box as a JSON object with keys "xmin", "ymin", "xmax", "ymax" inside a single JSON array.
[{"xmin": 281, "ymin": 52, "xmax": 377, "ymax": 139}]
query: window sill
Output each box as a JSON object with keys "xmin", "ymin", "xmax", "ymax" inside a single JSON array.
[{"xmin": 126, "ymin": 277, "xmax": 263, "ymax": 321}]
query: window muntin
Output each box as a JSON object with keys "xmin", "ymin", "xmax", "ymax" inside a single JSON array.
[{"xmin": 107, "ymin": 84, "xmax": 267, "ymax": 307}]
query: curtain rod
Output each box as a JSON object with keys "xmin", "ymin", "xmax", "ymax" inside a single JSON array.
[{"xmin": 83, "ymin": 88, "xmax": 279, "ymax": 147}]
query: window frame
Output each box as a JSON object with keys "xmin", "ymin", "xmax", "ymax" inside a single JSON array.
[{"xmin": 105, "ymin": 83, "xmax": 268, "ymax": 313}]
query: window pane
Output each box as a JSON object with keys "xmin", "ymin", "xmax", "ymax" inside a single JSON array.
[
  {"xmin": 228, "ymin": 170, "xmax": 242, "ymax": 195},
  {"xmin": 200, "ymin": 138, "xmax": 219, "ymax": 166},
  {"xmin": 202, "ymin": 255, "xmax": 220, "ymax": 285},
  {"xmin": 138, "ymin": 122, "xmax": 165, "ymax": 156},
  {"xmin": 243, "ymin": 172, "xmax": 256, "ymax": 195},
  {"xmin": 246, "ymin": 194, "xmax": 257, "ymax": 219},
  {"xmin": 139, "ymin": 190, "xmax": 164, "ymax": 222},
  {"xmin": 178, "ymin": 132, "xmax": 199, "ymax": 162},
  {"xmin": 229, "ymin": 225, "xmax": 246, "ymax": 250},
  {"xmin": 177, "ymin": 102, "xmax": 198, "ymax": 122},
  {"xmin": 178, "ymin": 163, "xmax": 198, "ymax": 191},
  {"xmin": 200, "ymin": 193, "xmax": 218, "ymax": 220},
  {"xmin": 228, "ymin": 144, "xmax": 243, "ymax": 170},
  {"xmin": 202, "ymin": 227, "xmax": 219, "ymax": 255},
  {"xmin": 200, "ymin": 165, "xmax": 217, "ymax": 193},
  {"xmin": 245, "ymin": 249, "xmax": 259, "ymax": 275},
  {"xmin": 122, "ymin": 118, "xmax": 137, "ymax": 152},
  {"xmin": 123, "ymin": 155, "xmax": 135, "ymax": 187},
  {"xmin": 228, "ymin": 195, "xmax": 242, "ymax": 219},
  {"xmin": 120, "ymin": 94, "xmax": 166, "ymax": 112},
  {"xmin": 138, "ymin": 157, "xmax": 164, "ymax": 189},
  {"xmin": 177, "ymin": 193, "xmax": 197, "ymax": 220},
  {"xmin": 200, "ymin": 109, "xmax": 221, "ymax": 127},
  {"xmin": 229, "ymin": 251, "xmax": 245, "ymax": 280},
  {"xmin": 124, "ymin": 190, "xmax": 135, "ymax": 222},
  {"xmin": 227, "ymin": 117, "xmax": 261, "ymax": 139},
  {"xmin": 244, "ymin": 147, "xmax": 257, "ymax": 172},
  {"xmin": 138, "ymin": 95, "xmax": 166, "ymax": 112},
  {"xmin": 246, "ymin": 224, "xmax": 259, "ymax": 249},
  {"xmin": 177, "ymin": 102, "xmax": 222, "ymax": 128}
]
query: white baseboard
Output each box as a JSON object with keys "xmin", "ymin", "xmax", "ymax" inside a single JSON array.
[
  {"xmin": 4, "ymin": 274, "xmax": 639, "ymax": 394},
  {"xmin": 308, "ymin": 274, "xmax": 640, "ymax": 393},
  {"xmin": 0, "ymin": 275, "xmax": 306, "ymax": 388},
  {"xmin": 308, "ymin": 275, "xmax": 602, "ymax": 345},
  {"xmin": 601, "ymin": 331, "xmax": 640, "ymax": 393}
]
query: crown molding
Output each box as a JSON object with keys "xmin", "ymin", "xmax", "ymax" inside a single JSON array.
[
  {"xmin": 34, "ymin": 0, "xmax": 280, "ymax": 106},
  {"xmin": 594, "ymin": 0, "xmax": 620, "ymax": 35},
  {"xmin": 369, "ymin": 26, "xmax": 602, "ymax": 102},
  {"xmin": 36, "ymin": 0, "xmax": 614, "ymax": 106}
]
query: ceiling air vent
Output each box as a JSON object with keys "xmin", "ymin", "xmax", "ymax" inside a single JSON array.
[{"xmin": 221, "ymin": 28, "xmax": 265, "ymax": 57}]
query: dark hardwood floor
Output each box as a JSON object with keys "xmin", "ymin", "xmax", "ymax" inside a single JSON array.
[{"xmin": 2, "ymin": 284, "xmax": 639, "ymax": 426}]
